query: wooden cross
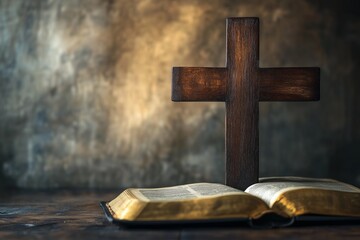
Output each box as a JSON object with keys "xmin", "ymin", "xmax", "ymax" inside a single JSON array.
[{"xmin": 172, "ymin": 17, "xmax": 320, "ymax": 190}]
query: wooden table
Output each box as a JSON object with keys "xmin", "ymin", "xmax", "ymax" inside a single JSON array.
[{"xmin": 1, "ymin": 190, "xmax": 359, "ymax": 239}]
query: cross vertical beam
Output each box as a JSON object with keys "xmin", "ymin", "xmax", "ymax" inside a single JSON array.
[{"xmin": 226, "ymin": 18, "xmax": 259, "ymax": 189}]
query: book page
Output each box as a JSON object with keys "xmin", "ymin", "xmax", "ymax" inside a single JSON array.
[
  {"xmin": 132, "ymin": 183, "xmax": 244, "ymax": 201},
  {"xmin": 245, "ymin": 176, "xmax": 360, "ymax": 217},
  {"xmin": 245, "ymin": 177, "xmax": 359, "ymax": 206},
  {"xmin": 107, "ymin": 183, "xmax": 271, "ymax": 221}
]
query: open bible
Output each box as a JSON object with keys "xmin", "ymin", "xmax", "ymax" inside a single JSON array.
[{"xmin": 101, "ymin": 177, "xmax": 360, "ymax": 227}]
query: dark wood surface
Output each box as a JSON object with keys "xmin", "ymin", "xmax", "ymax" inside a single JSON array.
[
  {"xmin": 1, "ymin": 190, "xmax": 359, "ymax": 240},
  {"xmin": 259, "ymin": 68, "xmax": 320, "ymax": 101},
  {"xmin": 172, "ymin": 67, "xmax": 226, "ymax": 101},
  {"xmin": 172, "ymin": 17, "xmax": 320, "ymax": 190}
]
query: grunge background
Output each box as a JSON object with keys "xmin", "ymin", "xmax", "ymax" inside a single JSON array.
[{"xmin": 0, "ymin": 0, "xmax": 359, "ymax": 189}]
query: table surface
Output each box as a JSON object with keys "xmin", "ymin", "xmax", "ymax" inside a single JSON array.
[{"xmin": 0, "ymin": 190, "xmax": 359, "ymax": 240}]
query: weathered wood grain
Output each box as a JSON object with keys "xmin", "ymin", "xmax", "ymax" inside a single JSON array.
[
  {"xmin": 172, "ymin": 67, "xmax": 320, "ymax": 103},
  {"xmin": 225, "ymin": 18, "xmax": 259, "ymax": 190},
  {"xmin": 259, "ymin": 68, "xmax": 320, "ymax": 101},
  {"xmin": 172, "ymin": 67, "xmax": 226, "ymax": 102}
]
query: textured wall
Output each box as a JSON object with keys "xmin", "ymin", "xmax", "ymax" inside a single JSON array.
[{"xmin": 0, "ymin": 0, "xmax": 359, "ymax": 189}]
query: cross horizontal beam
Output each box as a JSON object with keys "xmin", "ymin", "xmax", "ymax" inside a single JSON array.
[
  {"xmin": 172, "ymin": 67, "xmax": 226, "ymax": 101},
  {"xmin": 172, "ymin": 67, "xmax": 320, "ymax": 102},
  {"xmin": 259, "ymin": 68, "xmax": 320, "ymax": 101}
]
